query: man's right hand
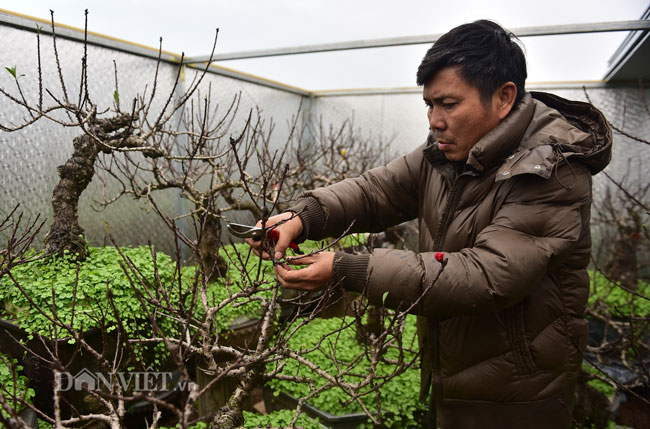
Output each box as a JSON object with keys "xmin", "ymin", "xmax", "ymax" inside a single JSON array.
[{"xmin": 245, "ymin": 212, "xmax": 303, "ymax": 260}]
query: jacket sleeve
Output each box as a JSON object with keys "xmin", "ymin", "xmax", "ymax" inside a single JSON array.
[
  {"xmin": 338, "ymin": 163, "xmax": 592, "ymax": 319},
  {"xmin": 289, "ymin": 144, "xmax": 425, "ymax": 241}
]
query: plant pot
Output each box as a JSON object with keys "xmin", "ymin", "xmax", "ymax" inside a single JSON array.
[
  {"xmin": 279, "ymin": 288, "xmax": 357, "ymax": 322},
  {"xmin": 195, "ymin": 364, "xmax": 241, "ymax": 420},
  {"xmin": 221, "ymin": 315, "xmax": 264, "ymax": 350},
  {"xmin": 586, "ymin": 316, "xmax": 650, "ymax": 384},
  {"xmin": 0, "ymin": 318, "xmax": 184, "ymax": 428},
  {"xmin": 0, "ymin": 318, "xmax": 112, "ymax": 420},
  {"xmin": 263, "ymin": 386, "xmax": 370, "ymax": 429},
  {"xmin": 123, "ymin": 370, "xmax": 188, "ymax": 427}
]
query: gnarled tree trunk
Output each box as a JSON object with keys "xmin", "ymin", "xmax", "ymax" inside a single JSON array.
[
  {"xmin": 44, "ymin": 133, "xmax": 99, "ymax": 260},
  {"xmin": 199, "ymin": 214, "xmax": 228, "ymax": 282},
  {"xmin": 43, "ymin": 114, "xmax": 135, "ymax": 260}
]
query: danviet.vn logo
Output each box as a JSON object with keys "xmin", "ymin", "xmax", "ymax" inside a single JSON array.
[{"xmin": 56, "ymin": 368, "xmax": 197, "ymax": 392}]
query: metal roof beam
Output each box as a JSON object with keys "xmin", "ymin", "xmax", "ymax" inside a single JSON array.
[
  {"xmin": 185, "ymin": 20, "xmax": 650, "ymax": 64},
  {"xmin": 311, "ymin": 81, "xmax": 618, "ymax": 98}
]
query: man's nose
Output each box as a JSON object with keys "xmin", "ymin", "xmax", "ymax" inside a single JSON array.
[{"xmin": 428, "ymin": 109, "xmax": 446, "ymax": 131}]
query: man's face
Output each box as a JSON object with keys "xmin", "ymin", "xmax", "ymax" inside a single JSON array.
[{"xmin": 423, "ymin": 66, "xmax": 503, "ymax": 162}]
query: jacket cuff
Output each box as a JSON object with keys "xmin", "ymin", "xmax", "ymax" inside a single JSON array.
[
  {"xmin": 285, "ymin": 196, "xmax": 325, "ymax": 242},
  {"xmin": 333, "ymin": 251, "xmax": 370, "ymax": 294}
]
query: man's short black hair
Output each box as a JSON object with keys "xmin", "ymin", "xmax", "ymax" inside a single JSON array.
[{"xmin": 416, "ymin": 20, "xmax": 527, "ymax": 106}]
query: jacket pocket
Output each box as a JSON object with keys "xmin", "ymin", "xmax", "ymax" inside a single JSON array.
[{"xmin": 502, "ymin": 303, "xmax": 537, "ymax": 376}]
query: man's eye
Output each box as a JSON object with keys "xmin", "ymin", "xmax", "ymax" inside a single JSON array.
[{"xmin": 442, "ymin": 102, "xmax": 456, "ymax": 109}]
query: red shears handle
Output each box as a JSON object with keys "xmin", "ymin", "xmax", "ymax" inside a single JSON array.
[{"xmin": 267, "ymin": 228, "xmax": 303, "ymax": 254}]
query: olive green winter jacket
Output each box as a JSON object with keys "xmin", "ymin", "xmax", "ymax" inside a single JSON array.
[{"xmin": 290, "ymin": 92, "xmax": 612, "ymax": 428}]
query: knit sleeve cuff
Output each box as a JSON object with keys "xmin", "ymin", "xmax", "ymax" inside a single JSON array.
[
  {"xmin": 333, "ymin": 251, "xmax": 370, "ymax": 294},
  {"xmin": 285, "ymin": 196, "xmax": 325, "ymax": 242}
]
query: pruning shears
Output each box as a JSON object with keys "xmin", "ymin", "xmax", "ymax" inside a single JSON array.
[{"xmin": 226, "ymin": 222, "xmax": 303, "ymax": 254}]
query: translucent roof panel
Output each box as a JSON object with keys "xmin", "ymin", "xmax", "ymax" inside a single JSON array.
[{"xmin": 216, "ymin": 32, "xmax": 640, "ymax": 91}]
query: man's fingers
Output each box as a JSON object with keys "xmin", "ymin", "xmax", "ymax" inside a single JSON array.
[
  {"xmin": 245, "ymin": 238, "xmax": 271, "ymax": 259},
  {"xmin": 273, "ymin": 239, "xmax": 288, "ymax": 260},
  {"xmin": 246, "ymin": 236, "xmax": 284, "ymax": 260},
  {"xmin": 257, "ymin": 249, "xmax": 272, "ymax": 259},
  {"xmin": 274, "ymin": 252, "xmax": 334, "ymax": 292},
  {"xmin": 242, "ymin": 213, "xmax": 303, "ymax": 261},
  {"xmin": 245, "ymin": 237, "xmax": 262, "ymax": 252},
  {"xmin": 275, "ymin": 264, "xmax": 318, "ymax": 290}
]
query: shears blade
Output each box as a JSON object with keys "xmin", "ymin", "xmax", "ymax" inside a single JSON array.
[{"xmin": 226, "ymin": 222, "xmax": 264, "ymax": 239}]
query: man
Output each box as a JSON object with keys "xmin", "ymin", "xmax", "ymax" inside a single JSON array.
[{"xmin": 248, "ymin": 20, "xmax": 612, "ymax": 428}]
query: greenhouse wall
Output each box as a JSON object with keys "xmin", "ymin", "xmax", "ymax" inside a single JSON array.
[
  {"xmin": 314, "ymin": 86, "xmax": 650, "ymax": 190},
  {"xmin": 1, "ymin": 19, "xmax": 647, "ymax": 255},
  {"xmin": 0, "ymin": 22, "xmax": 305, "ymax": 254}
]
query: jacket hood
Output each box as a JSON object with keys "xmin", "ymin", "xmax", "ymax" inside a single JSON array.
[{"xmin": 527, "ymin": 91, "xmax": 612, "ymax": 175}]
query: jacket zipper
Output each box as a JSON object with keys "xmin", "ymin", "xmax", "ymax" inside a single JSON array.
[
  {"xmin": 433, "ymin": 175, "xmax": 466, "ymax": 250},
  {"xmin": 429, "ymin": 172, "xmax": 468, "ymax": 424}
]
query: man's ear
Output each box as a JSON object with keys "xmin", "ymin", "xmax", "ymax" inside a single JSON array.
[{"xmin": 495, "ymin": 82, "xmax": 517, "ymax": 120}]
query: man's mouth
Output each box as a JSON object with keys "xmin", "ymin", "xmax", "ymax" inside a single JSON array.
[{"xmin": 437, "ymin": 139, "xmax": 453, "ymax": 151}]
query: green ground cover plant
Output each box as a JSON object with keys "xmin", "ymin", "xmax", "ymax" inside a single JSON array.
[
  {"xmin": 241, "ymin": 409, "xmax": 320, "ymax": 428},
  {"xmin": 0, "ymin": 246, "xmax": 182, "ymax": 370},
  {"xmin": 582, "ymin": 364, "xmax": 616, "ymax": 398},
  {"xmin": 0, "ymin": 234, "xmax": 427, "ymax": 427},
  {"xmin": 0, "ymin": 352, "xmax": 34, "ymax": 420},
  {"xmin": 0, "ymin": 246, "xmax": 176, "ymax": 337},
  {"xmin": 267, "ymin": 315, "xmax": 423, "ymax": 428},
  {"xmin": 0, "ymin": 243, "xmax": 275, "ymax": 373},
  {"xmin": 159, "ymin": 409, "xmax": 319, "ymax": 428},
  {"xmin": 585, "ymin": 270, "xmax": 649, "ymax": 389},
  {"xmin": 0, "ymin": 244, "xmax": 277, "ymax": 338},
  {"xmin": 588, "ymin": 270, "xmax": 650, "ymax": 318}
]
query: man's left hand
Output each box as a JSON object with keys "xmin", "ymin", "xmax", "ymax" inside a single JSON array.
[{"xmin": 275, "ymin": 252, "xmax": 335, "ymax": 291}]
